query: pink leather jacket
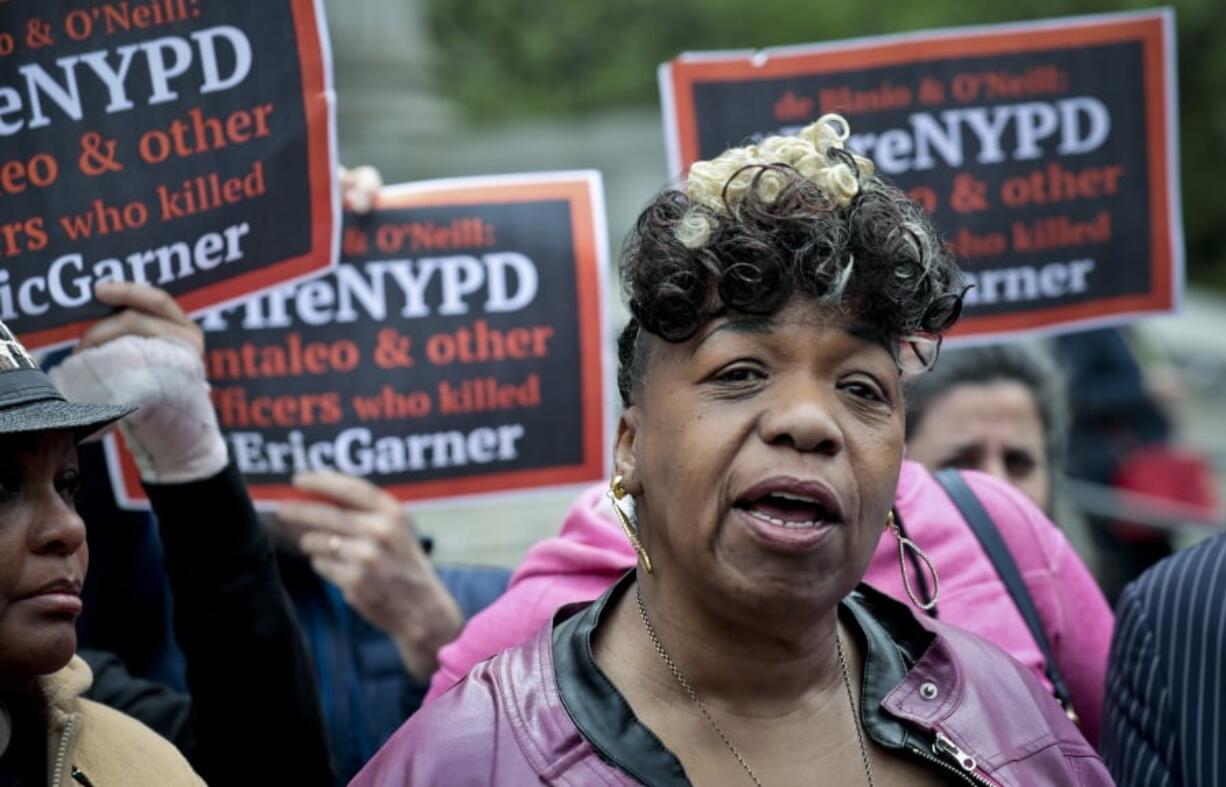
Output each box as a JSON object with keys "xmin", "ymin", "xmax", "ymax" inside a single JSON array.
[
  {"xmin": 427, "ymin": 461, "xmax": 1112, "ymax": 745},
  {"xmin": 357, "ymin": 573, "xmax": 1112, "ymax": 786}
]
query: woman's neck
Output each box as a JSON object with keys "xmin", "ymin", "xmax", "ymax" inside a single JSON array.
[{"xmin": 598, "ymin": 571, "xmax": 845, "ymax": 715}]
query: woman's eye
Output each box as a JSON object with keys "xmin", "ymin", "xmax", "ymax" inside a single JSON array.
[
  {"xmin": 57, "ymin": 469, "xmax": 81, "ymax": 504},
  {"xmin": 943, "ymin": 455, "xmax": 975, "ymax": 471},
  {"xmin": 841, "ymin": 380, "xmax": 885, "ymax": 403},
  {"xmin": 713, "ymin": 365, "xmax": 765, "ymax": 384},
  {"xmin": 1005, "ymin": 451, "xmax": 1037, "ymax": 478}
]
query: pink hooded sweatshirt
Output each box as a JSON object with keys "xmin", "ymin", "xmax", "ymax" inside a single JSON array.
[{"xmin": 426, "ymin": 461, "xmax": 1112, "ymax": 746}]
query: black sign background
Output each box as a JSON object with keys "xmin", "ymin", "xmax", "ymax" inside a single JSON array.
[
  {"xmin": 0, "ymin": 0, "xmax": 334, "ymax": 347},
  {"xmin": 662, "ymin": 11, "xmax": 1180, "ymax": 338}
]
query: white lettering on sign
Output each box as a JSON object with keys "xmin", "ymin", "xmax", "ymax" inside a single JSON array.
[
  {"xmin": 0, "ymin": 222, "xmax": 250, "ymax": 321},
  {"xmin": 961, "ymin": 258, "xmax": 1096, "ymax": 306},
  {"xmin": 0, "ymin": 25, "xmax": 253, "ymax": 136},
  {"xmin": 228, "ymin": 424, "xmax": 528, "ymax": 476},
  {"xmin": 821, "ymin": 97, "xmax": 1112, "ymax": 174},
  {"xmin": 198, "ymin": 254, "xmax": 542, "ymax": 332}
]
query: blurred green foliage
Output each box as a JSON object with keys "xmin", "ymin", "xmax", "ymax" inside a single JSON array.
[{"xmin": 427, "ymin": 0, "xmax": 1226, "ymax": 286}]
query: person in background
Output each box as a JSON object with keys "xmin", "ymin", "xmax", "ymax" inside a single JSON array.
[
  {"xmin": 269, "ymin": 472, "xmax": 508, "ymax": 782},
  {"xmin": 47, "ymin": 168, "xmax": 508, "ymax": 784},
  {"xmin": 0, "ymin": 317, "xmax": 202, "ymax": 786},
  {"xmin": 67, "ymin": 165, "xmax": 389, "ymax": 694},
  {"xmin": 1101, "ymin": 531, "xmax": 1226, "ymax": 786},
  {"xmin": 1055, "ymin": 328, "xmax": 1177, "ymax": 603},
  {"xmin": 54, "ymin": 280, "xmax": 507, "ymax": 786},
  {"xmin": 261, "ymin": 164, "xmax": 510, "ymax": 783},
  {"xmin": 47, "ymin": 283, "xmax": 334, "ymax": 785},
  {"xmin": 904, "ymin": 343, "xmax": 1067, "ymax": 512}
]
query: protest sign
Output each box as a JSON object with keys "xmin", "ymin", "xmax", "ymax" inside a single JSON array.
[
  {"xmin": 659, "ymin": 10, "xmax": 1181, "ymax": 339},
  {"xmin": 105, "ymin": 171, "xmax": 611, "ymax": 507},
  {"xmin": 0, "ymin": 0, "xmax": 338, "ymax": 350}
]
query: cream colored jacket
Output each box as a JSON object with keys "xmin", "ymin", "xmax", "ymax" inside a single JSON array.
[{"xmin": 40, "ymin": 656, "xmax": 204, "ymax": 786}]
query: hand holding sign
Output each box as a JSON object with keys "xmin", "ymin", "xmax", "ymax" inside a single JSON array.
[
  {"xmin": 279, "ymin": 471, "xmax": 463, "ymax": 681},
  {"xmin": 80, "ymin": 280, "xmax": 204, "ymax": 353},
  {"xmin": 49, "ymin": 282, "xmax": 227, "ymax": 483},
  {"xmin": 339, "ymin": 165, "xmax": 383, "ymax": 214}
]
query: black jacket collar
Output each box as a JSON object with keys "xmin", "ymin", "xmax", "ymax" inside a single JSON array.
[{"xmin": 552, "ymin": 571, "xmax": 938, "ymax": 785}]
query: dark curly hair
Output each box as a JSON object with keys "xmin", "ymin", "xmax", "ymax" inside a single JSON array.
[{"xmin": 616, "ymin": 144, "xmax": 965, "ymax": 408}]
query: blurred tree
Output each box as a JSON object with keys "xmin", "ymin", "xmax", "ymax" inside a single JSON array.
[{"xmin": 426, "ymin": 0, "xmax": 1226, "ymax": 287}]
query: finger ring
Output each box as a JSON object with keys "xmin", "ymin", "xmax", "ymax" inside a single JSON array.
[{"xmin": 328, "ymin": 534, "xmax": 342, "ymax": 557}]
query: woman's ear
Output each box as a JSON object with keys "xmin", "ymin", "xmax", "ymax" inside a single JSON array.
[{"xmin": 614, "ymin": 407, "xmax": 644, "ymax": 496}]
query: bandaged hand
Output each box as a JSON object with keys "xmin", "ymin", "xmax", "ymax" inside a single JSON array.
[{"xmin": 48, "ymin": 283, "xmax": 227, "ymax": 484}]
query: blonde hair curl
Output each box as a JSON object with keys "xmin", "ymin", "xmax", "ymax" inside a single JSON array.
[{"xmin": 677, "ymin": 114, "xmax": 875, "ymax": 249}]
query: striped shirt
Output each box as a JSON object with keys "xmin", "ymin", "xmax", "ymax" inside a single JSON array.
[{"xmin": 1103, "ymin": 532, "xmax": 1226, "ymax": 786}]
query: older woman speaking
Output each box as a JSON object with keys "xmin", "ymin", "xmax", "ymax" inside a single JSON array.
[{"xmin": 352, "ymin": 118, "xmax": 1111, "ymax": 786}]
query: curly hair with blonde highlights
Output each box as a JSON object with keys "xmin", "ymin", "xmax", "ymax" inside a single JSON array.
[{"xmin": 616, "ymin": 115, "xmax": 965, "ymax": 408}]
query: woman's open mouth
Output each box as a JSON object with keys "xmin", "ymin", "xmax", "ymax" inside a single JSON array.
[
  {"xmin": 739, "ymin": 491, "xmax": 837, "ymax": 528},
  {"xmin": 733, "ymin": 477, "xmax": 845, "ymax": 549}
]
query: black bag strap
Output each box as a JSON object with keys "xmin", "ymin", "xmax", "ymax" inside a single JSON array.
[{"xmin": 933, "ymin": 468, "xmax": 1077, "ymax": 717}]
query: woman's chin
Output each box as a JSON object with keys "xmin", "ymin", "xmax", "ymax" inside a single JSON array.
[
  {"xmin": 704, "ymin": 558, "xmax": 839, "ymax": 621},
  {"xmin": 705, "ymin": 517, "xmax": 861, "ymax": 618},
  {"xmin": 0, "ymin": 624, "xmax": 78, "ymax": 681}
]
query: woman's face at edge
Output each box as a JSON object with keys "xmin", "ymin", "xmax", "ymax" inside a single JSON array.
[
  {"xmin": 614, "ymin": 297, "xmax": 904, "ymax": 620},
  {"xmin": 906, "ymin": 381, "xmax": 1051, "ymax": 512},
  {"xmin": 0, "ymin": 430, "xmax": 87, "ymax": 686}
]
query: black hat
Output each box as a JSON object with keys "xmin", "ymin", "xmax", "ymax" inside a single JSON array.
[{"xmin": 0, "ymin": 320, "xmax": 135, "ymax": 439}]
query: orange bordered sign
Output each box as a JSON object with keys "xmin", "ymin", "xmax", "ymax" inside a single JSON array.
[
  {"xmin": 0, "ymin": 0, "xmax": 338, "ymax": 350},
  {"xmin": 660, "ymin": 10, "xmax": 1182, "ymax": 340},
  {"xmin": 107, "ymin": 171, "xmax": 611, "ymax": 508}
]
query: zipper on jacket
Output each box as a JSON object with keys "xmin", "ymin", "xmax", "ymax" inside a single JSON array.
[
  {"xmin": 933, "ymin": 732, "xmax": 978, "ymax": 772},
  {"xmin": 70, "ymin": 766, "xmax": 95, "ymax": 786},
  {"xmin": 905, "ymin": 731, "xmax": 996, "ymax": 786},
  {"xmin": 51, "ymin": 712, "xmax": 79, "ymax": 787}
]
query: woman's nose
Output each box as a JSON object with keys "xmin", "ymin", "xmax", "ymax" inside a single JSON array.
[
  {"xmin": 759, "ymin": 377, "xmax": 844, "ymax": 455},
  {"xmin": 29, "ymin": 492, "xmax": 87, "ymax": 557},
  {"xmin": 979, "ymin": 451, "xmax": 1009, "ymax": 486}
]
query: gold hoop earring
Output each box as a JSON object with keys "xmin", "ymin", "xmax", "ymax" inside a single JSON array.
[
  {"xmin": 888, "ymin": 510, "xmax": 939, "ymax": 611},
  {"xmin": 609, "ymin": 475, "xmax": 653, "ymax": 574}
]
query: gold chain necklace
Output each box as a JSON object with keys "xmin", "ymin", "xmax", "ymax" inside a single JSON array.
[{"xmin": 635, "ymin": 587, "xmax": 875, "ymax": 787}]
